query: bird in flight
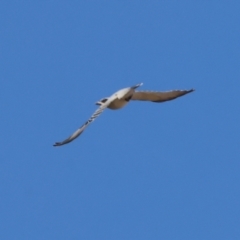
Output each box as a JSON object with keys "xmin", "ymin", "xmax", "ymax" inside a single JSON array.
[{"xmin": 53, "ymin": 83, "xmax": 194, "ymax": 146}]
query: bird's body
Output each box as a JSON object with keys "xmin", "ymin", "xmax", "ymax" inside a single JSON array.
[
  {"xmin": 108, "ymin": 98, "xmax": 129, "ymax": 109},
  {"xmin": 96, "ymin": 84, "xmax": 139, "ymax": 109},
  {"xmin": 54, "ymin": 83, "xmax": 194, "ymax": 146}
]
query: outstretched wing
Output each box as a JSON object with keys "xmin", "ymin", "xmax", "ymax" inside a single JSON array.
[
  {"xmin": 131, "ymin": 89, "xmax": 194, "ymax": 102},
  {"xmin": 53, "ymin": 106, "xmax": 107, "ymax": 146}
]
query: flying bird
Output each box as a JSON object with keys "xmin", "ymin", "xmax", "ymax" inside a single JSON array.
[{"xmin": 53, "ymin": 83, "xmax": 194, "ymax": 146}]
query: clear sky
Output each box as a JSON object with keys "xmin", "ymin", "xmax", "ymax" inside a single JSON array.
[{"xmin": 1, "ymin": 1, "xmax": 240, "ymax": 239}]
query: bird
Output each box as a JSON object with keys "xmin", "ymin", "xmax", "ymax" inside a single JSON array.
[{"xmin": 53, "ymin": 83, "xmax": 194, "ymax": 146}]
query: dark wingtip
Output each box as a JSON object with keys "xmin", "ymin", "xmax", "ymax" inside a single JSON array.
[
  {"xmin": 185, "ymin": 89, "xmax": 195, "ymax": 94},
  {"xmin": 53, "ymin": 142, "xmax": 61, "ymax": 147}
]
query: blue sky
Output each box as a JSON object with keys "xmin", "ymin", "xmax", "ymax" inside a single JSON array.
[{"xmin": 1, "ymin": 1, "xmax": 240, "ymax": 239}]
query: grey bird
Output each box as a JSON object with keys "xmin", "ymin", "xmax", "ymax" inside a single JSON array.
[{"xmin": 53, "ymin": 83, "xmax": 194, "ymax": 146}]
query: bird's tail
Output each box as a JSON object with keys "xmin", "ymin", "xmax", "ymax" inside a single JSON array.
[{"xmin": 131, "ymin": 83, "xmax": 143, "ymax": 89}]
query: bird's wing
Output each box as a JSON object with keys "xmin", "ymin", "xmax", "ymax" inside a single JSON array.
[
  {"xmin": 53, "ymin": 106, "xmax": 107, "ymax": 147},
  {"xmin": 131, "ymin": 89, "xmax": 194, "ymax": 102}
]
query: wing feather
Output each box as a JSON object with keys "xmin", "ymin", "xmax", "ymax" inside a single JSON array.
[
  {"xmin": 131, "ymin": 89, "xmax": 194, "ymax": 102},
  {"xmin": 53, "ymin": 106, "xmax": 106, "ymax": 146}
]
